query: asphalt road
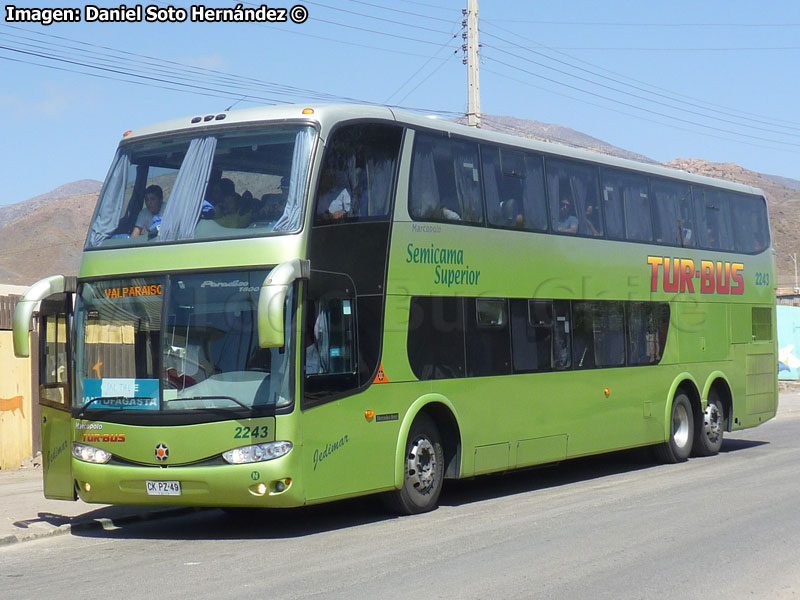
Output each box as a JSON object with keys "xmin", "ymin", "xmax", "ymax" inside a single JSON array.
[{"xmin": 3, "ymin": 391, "xmax": 800, "ymax": 600}]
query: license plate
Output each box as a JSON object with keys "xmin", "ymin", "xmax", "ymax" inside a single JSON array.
[{"xmin": 146, "ymin": 480, "xmax": 181, "ymax": 496}]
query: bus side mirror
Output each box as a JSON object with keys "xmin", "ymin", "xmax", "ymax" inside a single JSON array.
[
  {"xmin": 13, "ymin": 275, "xmax": 77, "ymax": 358},
  {"xmin": 258, "ymin": 259, "xmax": 309, "ymax": 348}
]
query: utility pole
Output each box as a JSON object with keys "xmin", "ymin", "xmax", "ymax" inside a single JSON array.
[
  {"xmin": 791, "ymin": 252, "xmax": 799, "ymax": 293},
  {"xmin": 463, "ymin": 0, "xmax": 481, "ymax": 127}
]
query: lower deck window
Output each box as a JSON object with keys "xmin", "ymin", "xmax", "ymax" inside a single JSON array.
[{"xmin": 408, "ymin": 296, "xmax": 670, "ymax": 381}]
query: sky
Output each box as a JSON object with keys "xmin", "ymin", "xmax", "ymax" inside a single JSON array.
[{"xmin": 1, "ymin": 0, "xmax": 799, "ymax": 207}]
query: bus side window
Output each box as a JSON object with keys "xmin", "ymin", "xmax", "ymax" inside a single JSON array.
[
  {"xmin": 314, "ymin": 124, "xmax": 402, "ymax": 224},
  {"xmin": 694, "ymin": 187, "xmax": 734, "ymax": 251},
  {"xmin": 552, "ymin": 300, "xmax": 571, "ymax": 370},
  {"xmin": 303, "ymin": 272, "xmax": 359, "ymax": 403},
  {"xmin": 546, "ymin": 158, "xmax": 603, "ymax": 237},
  {"xmin": 409, "ymin": 132, "xmax": 483, "ymax": 224},
  {"xmin": 407, "ymin": 296, "xmax": 465, "ymax": 380},
  {"xmin": 511, "ymin": 299, "xmax": 556, "ymax": 372},
  {"xmin": 652, "ymin": 178, "xmax": 695, "ymax": 247},
  {"xmin": 731, "ymin": 194, "xmax": 769, "ymax": 253},
  {"xmin": 601, "ymin": 168, "xmax": 652, "ymax": 242},
  {"xmin": 571, "ymin": 301, "xmax": 625, "ymax": 369},
  {"xmin": 571, "ymin": 302, "xmax": 596, "ymax": 369},
  {"xmin": 483, "ymin": 146, "xmax": 548, "ymax": 233},
  {"xmin": 627, "ymin": 302, "xmax": 670, "ymax": 366},
  {"xmin": 466, "ymin": 298, "xmax": 511, "ymax": 377}
]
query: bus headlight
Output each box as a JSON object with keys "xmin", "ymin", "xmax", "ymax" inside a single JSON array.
[
  {"xmin": 222, "ymin": 441, "xmax": 293, "ymax": 464},
  {"xmin": 72, "ymin": 442, "xmax": 112, "ymax": 464}
]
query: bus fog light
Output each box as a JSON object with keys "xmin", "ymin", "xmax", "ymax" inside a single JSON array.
[
  {"xmin": 222, "ymin": 441, "xmax": 293, "ymax": 464},
  {"xmin": 72, "ymin": 443, "xmax": 112, "ymax": 464}
]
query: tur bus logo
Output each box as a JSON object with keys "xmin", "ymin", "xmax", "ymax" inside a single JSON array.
[{"xmin": 647, "ymin": 256, "xmax": 744, "ymax": 295}]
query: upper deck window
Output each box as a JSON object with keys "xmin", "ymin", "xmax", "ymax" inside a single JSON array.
[
  {"xmin": 86, "ymin": 125, "xmax": 316, "ymax": 248},
  {"xmin": 651, "ymin": 179, "xmax": 695, "ymax": 247},
  {"xmin": 545, "ymin": 158, "xmax": 603, "ymax": 237},
  {"xmin": 409, "ymin": 132, "xmax": 484, "ymax": 225},
  {"xmin": 313, "ymin": 123, "xmax": 402, "ymax": 225}
]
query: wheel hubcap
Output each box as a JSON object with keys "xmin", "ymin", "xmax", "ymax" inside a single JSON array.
[
  {"xmin": 407, "ymin": 437, "xmax": 437, "ymax": 493},
  {"xmin": 704, "ymin": 403, "xmax": 722, "ymax": 443},
  {"xmin": 673, "ymin": 403, "xmax": 690, "ymax": 449}
]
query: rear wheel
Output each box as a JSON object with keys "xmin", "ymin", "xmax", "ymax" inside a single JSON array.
[
  {"xmin": 655, "ymin": 391, "xmax": 694, "ymax": 463},
  {"xmin": 384, "ymin": 414, "xmax": 444, "ymax": 515},
  {"xmin": 693, "ymin": 391, "xmax": 725, "ymax": 456}
]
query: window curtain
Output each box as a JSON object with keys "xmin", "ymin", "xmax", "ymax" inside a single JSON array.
[
  {"xmin": 568, "ymin": 174, "xmax": 589, "ymax": 233},
  {"xmin": 546, "ymin": 170, "xmax": 561, "ymax": 230},
  {"xmin": 452, "ymin": 144, "xmax": 482, "ymax": 222},
  {"xmin": 522, "ymin": 161, "xmax": 547, "ymax": 231},
  {"xmin": 273, "ymin": 127, "xmax": 315, "ymax": 232},
  {"xmin": 159, "ymin": 136, "xmax": 218, "ymax": 242},
  {"xmin": 410, "ymin": 143, "xmax": 439, "ymax": 218},
  {"xmin": 366, "ymin": 157, "xmax": 394, "ymax": 217},
  {"xmin": 483, "ymin": 156, "xmax": 502, "ymax": 225},
  {"xmin": 87, "ymin": 150, "xmax": 130, "ymax": 247}
]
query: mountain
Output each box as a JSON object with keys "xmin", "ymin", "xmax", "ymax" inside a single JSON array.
[
  {"xmin": 0, "ymin": 117, "xmax": 798, "ymax": 287},
  {"xmin": 0, "ymin": 191, "xmax": 99, "ymax": 285},
  {"xmin": 0, "ymin": 180, "xmax": 102, "ymax": 229},
  {"xmin": 466, "ymin": 115, "xmax": 658, "ymax": 164},
  {"xmin": 763, "ymin": 173, "xmax": 800, "ymax": 193}
]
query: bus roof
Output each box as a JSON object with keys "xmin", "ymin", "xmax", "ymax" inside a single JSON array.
[{"xmin": 123, "ymin": 103, "xmax": 765, "ymax": 197}]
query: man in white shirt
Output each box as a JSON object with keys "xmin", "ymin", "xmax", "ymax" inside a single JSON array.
[{"xmin": 132, "ymin": 185, "xmax": 164, "ymax": 236}]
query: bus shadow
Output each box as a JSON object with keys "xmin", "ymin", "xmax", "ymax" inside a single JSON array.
[
  {"xmin": 72, "ymin": 437, "xmax": 768, "ymax": 542},
  {"xmin": 442, "ymin": 437, "xmax": 769, "ymax": 507}
]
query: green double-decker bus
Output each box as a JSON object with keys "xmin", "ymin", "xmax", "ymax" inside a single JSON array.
[{"xmin": 14, "ymin": 104, "xmax": 776, "ymax": 514}]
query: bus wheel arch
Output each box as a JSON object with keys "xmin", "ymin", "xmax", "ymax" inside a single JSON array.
[
  {"xmin": 694, "ymin": 376, "xmax": 732, "ymax": 456},
  {"xmin": 387, "ymin": 397, "xmax": 462, "ymax": 515},
  {"xmin": 657, "ymin": 378, "xmax": 700, "ymax": 464}
]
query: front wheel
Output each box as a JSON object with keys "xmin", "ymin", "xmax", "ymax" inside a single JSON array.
[
  {"xmin": 384, "ymin": 414, "xmax": 444, "ymax": 515},
  {"xmin": 655, "ymin": 391, "xmax": 694, "ymax": 463},
  {"xmin": 693, "ymin": 391, "xmax": 725, "ymax": 456}
]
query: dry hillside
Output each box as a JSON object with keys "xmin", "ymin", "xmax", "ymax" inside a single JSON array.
[{"xmin": 0, "ymin": 193, "xmax": 98, "ymax": 285}]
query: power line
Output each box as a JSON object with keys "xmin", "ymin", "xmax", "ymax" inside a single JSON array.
[
  {"xmin": 481, "ymin": 19, "xmax": 800, "ymax": 27},
  {"xmin": 480, "ymin": 53, "xmax": 800, "ymax": 149},
  {"xmin": 384, "ymin": 27, "xmax": 461, "ymax": 104},
  {"xmin": 339, "ymin": 0, "xmax": 457, "ymax": 22},
  {"xmin": 0, "ymin": 27, "xmax": 463, "ymax": 117},
  {"xmin": 480, "ymin": 29, "xmax": 800, "ymax": 136},
  {"xmin": 481, "ymin": 66, "xmax": 800, "ymax": 156},
  {"xmin": 481, "ymin": 20, "xmax": 800, "ymax": 129},
  {"xmin": 301, "ymin": 0, "xmax": 457, "ymax": 35}
]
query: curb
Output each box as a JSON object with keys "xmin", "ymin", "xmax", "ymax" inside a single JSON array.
[{"xmin": 0, "ymin": 507, "xmax": 199, "ymax": 548}]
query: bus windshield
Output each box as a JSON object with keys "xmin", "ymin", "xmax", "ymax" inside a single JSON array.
[
  {"xmin": 86, "ymin": 125, "xmax": 316, "ymax": 248},
  {"xmin": 73, "ymin": 270, "xmax": 295, "ymax": 418}
]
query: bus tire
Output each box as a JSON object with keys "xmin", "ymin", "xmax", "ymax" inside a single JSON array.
[
  {"xmin": 385, "ymin": 414, "xmax": 444, "ymax": 515},
  {"xmin": 655, "ymin": 391, "xmax": 694, "ymax": 464},
  {"xmin": 693, "ymin": 390, "xmax": 725, "ymax": 457}
]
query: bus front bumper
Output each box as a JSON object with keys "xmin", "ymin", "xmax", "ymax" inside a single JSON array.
[{"xmin": 72, "ymin": 457, "xmax": 305, "ymax": 508}]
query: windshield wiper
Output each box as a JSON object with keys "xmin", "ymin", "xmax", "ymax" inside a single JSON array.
[
  {"xmin": 75, "ymin": 396, "xmax": 130, "ymax": 418},
  {"xmin": 166, "ymin": 396, "xmax": 250, "ymax": 410}
]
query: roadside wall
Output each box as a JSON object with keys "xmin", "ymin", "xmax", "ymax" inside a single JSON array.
[
  {"xmin": 778, "ymin": 305, "xmax": 800, "ymax": 381},
  {"xmin": 0, "ymin": 329, "xmax": 33, "ymax": 469},
  {"xmin": 0, "ymin": 289, "xmax": 37, "ymax": 470}
]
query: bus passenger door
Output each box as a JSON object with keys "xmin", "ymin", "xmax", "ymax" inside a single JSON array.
[{"xmin": 38, "ymin": 295, "xmax": 75, "ymax": 500}]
